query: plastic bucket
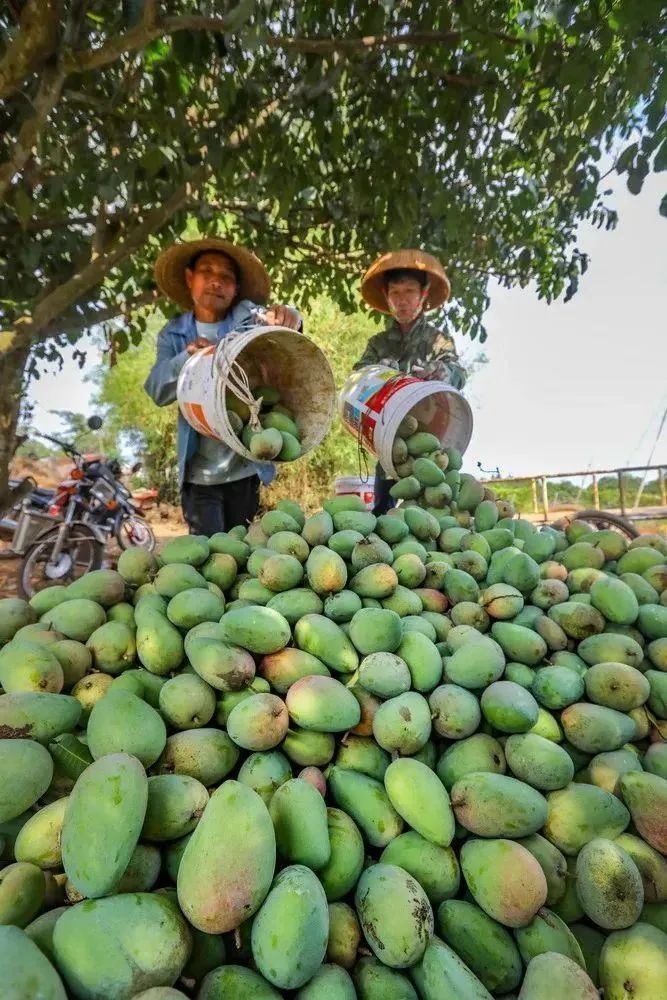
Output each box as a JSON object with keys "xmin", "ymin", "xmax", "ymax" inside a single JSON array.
[
  {"xmin": 177, "ymin": 326, "xmax": 336, "ymax": 463},
  {"xmin": 339, "ymin": 365, "xmax": 473, "ymax": 479},
  {"xmin": 334, "ymin": 476, "xmax": 376, "ymax": 510}
]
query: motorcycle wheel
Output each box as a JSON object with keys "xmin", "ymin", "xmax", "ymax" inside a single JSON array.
[
  {"xmin": 18, "ymin": 522, "xmax": 103, "ymax": 599},
  {"xmin": 116, "ymin": 513, "xmax": 156, "ymax": 552}
]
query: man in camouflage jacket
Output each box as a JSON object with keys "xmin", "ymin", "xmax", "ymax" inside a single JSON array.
[{"xmin": 354, "ymin": 251, "xmax": 466, "ymax": 514}]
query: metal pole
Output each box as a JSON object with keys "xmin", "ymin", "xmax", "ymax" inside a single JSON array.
[
  {"xmin": 617, "ymin": 471, "xmax": 627, "ymax": 516},
  {"xmin": 541, "ymin": 477, "xmax": 549, "ymax": 521},
  {"xmin": 531, "ymin": 478, "xmax": 538, "ymax": 514},
  {"xmin": 659, "ymin": 467, "xmax": 666, "ymax": 507},
  {"xmin": 592, "ymin": 474, "xmax": 600, "ymax": 510}
]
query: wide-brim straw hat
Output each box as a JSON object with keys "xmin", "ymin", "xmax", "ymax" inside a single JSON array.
[
  {"xmin": 360, "ymin": 249, "xmax": 451, "ymax": 313},
  {"xmin": 154, "ymin": 237, "xmax": 270, "ymax": 311}
]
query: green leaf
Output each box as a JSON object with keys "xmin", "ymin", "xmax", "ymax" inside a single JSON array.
[
  {"xmin": 49, "ymin": 734, "xmax": 93, "ymax": 780},
  {"xmin": 626, "ymin": 170, "xmax": 644, "ymax": 195},
  {"xmin": 654, "ymin": 138, "xmax": 667, "ymax": 173},
  {"xmin": 615, "ymin": 142, "xmax": 638, "ymax": 174}
]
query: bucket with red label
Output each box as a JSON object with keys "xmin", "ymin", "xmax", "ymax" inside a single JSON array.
[
  {"xmin": 334, "ymin": 476, "xmax": 377, "ymax": 510},
  {"xmin": 339, "ymin": 365, "xmax": 473, "ymax": 478}
]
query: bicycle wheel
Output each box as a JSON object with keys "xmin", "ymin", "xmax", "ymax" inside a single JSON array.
[
  {"xmin": 115, "ymin": 514, "xmax": 156, "ymax": 552},
  {"xmin": 18, "ymin": 522, "xmax": 103, "ymax": 598},
  {"xmin": 551, "ymin": 510, "xmax": 639, "ymax": 541}
]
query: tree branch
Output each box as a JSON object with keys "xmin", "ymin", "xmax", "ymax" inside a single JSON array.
[
  {"xmin": 66, "ymin": 18, "xmax": 470, "ymax": 74},
  {"xmin": 41, "ymin": 288, "xmax": 158, "ymax": 340},
  {"xmin": 0, "ymin": 0, "xmax": 60, "ymax": 99},
  {"xmin": 0, "ymin": 64, "xmax": 66, "ymax": 204}
]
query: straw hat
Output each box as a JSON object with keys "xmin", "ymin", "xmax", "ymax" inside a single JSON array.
[
  {"xmin": 360, "ymin": 249, "xmax": 451, "ymax": 313},
  {"xmin": 154, "ymin": 237, "xmax": 270, "ymax": 311}
]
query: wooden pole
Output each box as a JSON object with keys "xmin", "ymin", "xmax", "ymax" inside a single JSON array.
[
  {"xmin": 659, "ymin": 467, "xmax": 666, "ymax": 507},
  {"xmin": 617, "ymin": 471, "xmax": 627, "ymax": 516},
  {"xmin": 541, "ymin": 477, "xmax": 549, "ymax": 521},
  {"xmin": 531, "ymin": 478, "xmax": 538, "ymax": 514},
  {"xmin": 592, "ymin": 474, "xmax": 600, "ymax": 510}
]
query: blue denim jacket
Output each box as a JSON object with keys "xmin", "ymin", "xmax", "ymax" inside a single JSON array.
[{"xmin": 143, "ymin": 302, "xmax": 277, "ymax": 488}]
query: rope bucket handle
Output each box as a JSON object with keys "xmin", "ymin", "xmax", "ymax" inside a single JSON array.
[{"xmin": 214, "ymin": 331, "xmax": 263, "ymax": 433}]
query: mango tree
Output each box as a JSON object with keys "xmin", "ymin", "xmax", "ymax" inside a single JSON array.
[{"xmin": 0, "ymin": 0, "xmax": 664, "ymax": 507}]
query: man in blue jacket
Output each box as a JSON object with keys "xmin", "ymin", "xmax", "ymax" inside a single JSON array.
[{"xmin": 145, "ymin": 237, "xmax": 299, "ymax": 535}]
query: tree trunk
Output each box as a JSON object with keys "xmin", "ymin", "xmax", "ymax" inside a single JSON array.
[{"xmin": 0, "ymin": 338, "xmax": 31, "ymax": 513}]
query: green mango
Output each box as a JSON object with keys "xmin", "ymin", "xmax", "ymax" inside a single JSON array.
[
  {"xmin": 324, "ymin": 589, "xmax": 363, "ymax": 623},
  {"xmin": 429, "ymin": 684, "xmax": 481, "ymax": 740},
  {"xmin": 561, "ymin": 703, "xmax": 637, "ymax": 754},
  {"xmin": 328, "ymin": 766, "xmax": 403, "ymax": 848},
  {"xmin": 505, "ymin": 732, "xmax": 574, "ymax": 790},
  {"xmin": 516, "ymin": 833, "xmax": 568, "ymax": 906},
  {"xmin": 0, "ymin": 640, "xmax": 64, "ymax": 693},
  {"xmin": 444, "ymin": 635, "xmax": 505, "ymax": 689},
  {"xmin": 460, "ymin": 838, "xmax": 547, "ymax": 928},
  {"xmin": 178, "ymin": 780, "xmax": 275, "ymax": 933},
  {"xmin": 349, "ymin": 607, "xmax": 403, "ymax": 654},
  {"xmin": 578, "ymin": 632, "xmax": 644, "ymax": 668},
  {"xmin": 576, "ymin": 837, "xmax": 643, "ymax": 929},
  {"xmin": 544, "ymin": 782, "xmax": 630, "ymax": 855},
  {"xmin": 294, "ymin": 614, "xmax": 359, "ymax": 673},
  {"xmin": 14, "ymin": 796, "xmax": 68, "ymax": 869},
  {"xmin": 349, "ymin": 563, "xmax": 399, "ymax": 600},
  {"xmin": 0, "ymin": 691, "xmax": 81, "ymax": 743},
  {"xmin": 251, "ymin": 864, "xmax": 328, "ymax": 989},
  {"xmin": 436, "ymin": 899, "xmax": 521, "ymax": 994},
  {"xmin": 0, "ymin": 598, "xmax": 36, "ymax": 644},
  {"xmin": 286, "ymin": 675, "xmax": 360, "ymax": 732},
  {"xmin": 384, "ymin": 757, "xmax": 454, "ymax": 846},
  {"xmin": 491, "ymin": 621, "xmax": 547, "ymax": 665},
  {"xmin": 53, "ymin": 893, "xmax": 191, "ymax": 999},
  {"xmin": 0, "ymin": 862, "xmax": 45, "ymax": 927},
  {"xmin": 198, "ymin": 965, "xmax": 281, "ymax": 998},
  {"xmin": 335, "ymin": 736, "xmax": 390, "ymax": 783},
  {"xmin": 66, "ymin": 568, "xmax": 126, "ymax": 607},
  {"xmin": 599, "ymin": 922, "xmax": 667, "ymax": 1000},
  {"xmin": 269, "ymin": 778, "xmax": 330, "ymax": 870},
  {"xmin": 259, "ymin": 647, "xmax": 329, "ymax": 693},
  {"xmin": 481, "ymin": 680, "xmax": 539, "ymax": 733},
  {"xmin": 0, "ymin": 738, "xmax": 53, "ymax": 823},
  {"xmin": 355, "ymin": 863, "xmax": 433, "ymax": 968},
  {"xmin": 318, "ymin": 807, "xmax": 364, "ymax": 902},
  {"xmin": 220, "ymin": 605, "xmax": 291, "ymax": 654},
  {"xmin": 518, "ymin": 952, "xmax": 598, "ymax": 999},
  {"xmin": 381, "ymin": 831, "xmax": 460, "ymax": 905},
  {"xmin": 0, "ymin": 925, "xmax": 68, "ymax": 999},
  {"xmin": 142, "ymin": 773, "xmax": 209, "ymax": 842},
  {"xmin": 136, "ymin": 610, "xmax": 184, "ymax": 675},
  {"xmin": 87, "ymin": 688, "xmax": 166, "ymax": 766},
  {"xmin": 158, "ymin": 673, "xmax": 216, "ymax": 729},
  {"xmin": 61, "ymin": 752, "xmax": 147, "ymax": 898},
  {"xmin": 532, "ymin": 666, "xmax": 585, "ymax": 710},
  {"xmin": 372, "ymin": 691, "xmax": 432, "ymax": 755}
]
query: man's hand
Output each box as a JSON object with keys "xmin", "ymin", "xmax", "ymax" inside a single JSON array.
[
  {"xmin": 186, "ymin": 337, "xmax": 213, "ymax": 355},
  {"xmin": 260, "ymin": 304, "xmax": 300, "ymax": 330}
]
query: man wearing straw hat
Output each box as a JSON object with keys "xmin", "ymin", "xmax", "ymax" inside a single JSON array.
[
  {"xmin": 145, "ymin": 237, "xmax": 299, "ymax": 535},
  {"xmin": 355, "ymin": 250, "xmax": 467, "ymax": 514}
]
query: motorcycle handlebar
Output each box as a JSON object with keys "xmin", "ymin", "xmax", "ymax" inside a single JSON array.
[{"xmin": 34, "ymin": 431, "xmax": 81, "ymax": 458}]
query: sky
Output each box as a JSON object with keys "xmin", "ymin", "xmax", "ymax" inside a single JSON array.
[{"xmin": 28, "ymin": 172, "xmax": 666, "ymax": 481}]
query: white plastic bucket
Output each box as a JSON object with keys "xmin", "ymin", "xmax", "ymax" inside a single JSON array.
[
  {"xmin": 334, "ymin": 476, "xmax": 376, "ymax": 510},
  {"xmin": 177, "ymin": 326, "xmax": 336, "ymax": 463},
  {"xmin": 339, "ymin": 365, "xmax": 473, "ymax": 479}
]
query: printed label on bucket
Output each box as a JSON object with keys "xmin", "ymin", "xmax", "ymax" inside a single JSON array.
[{"xmin": 358, "ymin": 374, "xmax": 421, "ymax": 450}]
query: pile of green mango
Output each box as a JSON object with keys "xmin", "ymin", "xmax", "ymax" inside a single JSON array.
[
  {"xmin": 0, "ymin": 433, "xmax": 666, "ymax": 1000},
  {"xmin": 227, "ymin": 384, "xmax": 303, "ymax": 462}
]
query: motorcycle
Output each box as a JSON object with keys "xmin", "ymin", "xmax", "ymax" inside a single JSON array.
[{"xmin": 1, "ymin": 417, "xmax": 155, "ymax": 597}]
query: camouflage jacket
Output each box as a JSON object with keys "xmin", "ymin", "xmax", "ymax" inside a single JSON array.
[{"xmin": 353, "ymin": 313, "xmax": 467, "ymax": 389}]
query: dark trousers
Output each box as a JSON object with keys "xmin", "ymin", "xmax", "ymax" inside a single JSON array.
[
  {"xmin": 181, "ymin": 476, "xmax": 260, "ymax": 536},
  {"xmin": 373, "ymin": 463, "xmax": 397, "ymax": 516}
]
